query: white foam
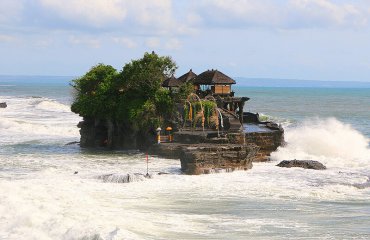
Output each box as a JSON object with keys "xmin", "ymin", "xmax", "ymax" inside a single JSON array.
[
  {"xmin": 258, "ymin": 112, "xmax": 294, "ymax": 127},
  {"xmin": 0, "ymin": 116, "xmax": 79, "ymax": 140},
  {"xmin": 0, "ymin": 96, "xmax": 80, "ymax": 142},
  {"xmin": 271, "ymin": 118, "xmax": 370, "ymax": 168},
  {"xmin": 35, "ymin": 100, "xmax": 71, "ymax": 113}
]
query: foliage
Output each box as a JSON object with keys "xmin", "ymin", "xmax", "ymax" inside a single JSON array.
[
  {"xmin": 118, "ymin": 52, "xmax": 177, "ymax": 99},
  {"xmin": 71, "ymin": 52, "xmax": 178, "ymax": 133},
  {"xmin": 71, "ymin": 64, "xmax": 118, "ymax": 118},
  {"xmin": 175, "ymin": 81, "xmax": 194, "ymax": 102}
]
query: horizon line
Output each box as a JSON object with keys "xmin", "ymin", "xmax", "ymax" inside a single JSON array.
[{"xmin": 1, "ymin": 74, "xmax": 370, "ymax": 84}]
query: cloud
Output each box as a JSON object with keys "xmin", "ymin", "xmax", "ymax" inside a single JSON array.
[
  {"xmin": 194, "ymin": 0, "xmax": 369, "ymax": 29},
  {"xmin": 198, "ymin": 0, "xmax": 281, "ymax": 27},
  {"xmin": 112, "ymin": 37, "xmax": 137, "ymax": 49},
  {"xmin": 146, "ymin": 37, "xmax": 161, "ymax": 48},
  {"xmin": 38, "ymin": 0, "xmax": 127, "ymax": 27},
  {"xmin": 35, "ymin": 0, "xmax": 188, "ymax": 35},
  {"xmin": 69, "ymin": 35, "xmax": 101, "ymax": 48},
  {"xmin": 165, "ymin": 38, "xmax": 182, "ymax": 50},
  {"xmin": 0, "ymin": 0, "xmax": 24, "ymax": 23},
  {"xmin": 289, "ymin": 0, "xmax": 368, "ymax": 28}
]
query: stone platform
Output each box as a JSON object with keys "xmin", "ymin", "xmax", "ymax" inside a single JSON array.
[{"xmin": 149, "ymin": 142, "xmax": 259, "ymax": 175}]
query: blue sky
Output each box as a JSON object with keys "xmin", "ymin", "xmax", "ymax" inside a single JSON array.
[{"xmin": 1, "ymin": 0, "xmax": 370, "ymax": 82}]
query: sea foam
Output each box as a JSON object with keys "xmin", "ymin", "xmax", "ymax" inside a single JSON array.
[
  {"xmin": 35, "ymin": 100, "xmax": 71, "ymax": 112},
  {"xmin": 271, "ymin": 118, "xmax": 370, "ymax": 168}
]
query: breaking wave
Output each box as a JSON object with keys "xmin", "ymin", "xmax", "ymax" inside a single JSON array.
[
  {"xmin": 35, "ymin": 99, "xmax": 71, "ymax": 112},
  {"xmin": 258, "ymin": 113, "xmax": 295, "ymax": 127},
  {"xmin": 0, "ymin": 117, "xmax": 78, "ymax": 139},
  {"xmin": 271, "ymin": 118, "xmax": 370, "ymax": 168}
]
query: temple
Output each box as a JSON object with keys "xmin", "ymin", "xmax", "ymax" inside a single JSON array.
[
  {"xmin": 78, "ymin": 67, "xmax": 284, "ymax": 175},
  {"xmin": 163, "ymin": 69, "xmax": 249, "ymax": 128}
]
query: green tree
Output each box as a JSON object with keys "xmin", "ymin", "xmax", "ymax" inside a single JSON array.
[
  {"xmin": 71, "ymin": 52, "xmax": 179, "ymax": 143},
  {"xmin": 118, "ymin": 52, "xmax": 177, "ymax": 99},
  {"xmin": 71, "ymin": 64, "xmax": 118, "ymax": 118},
  {"xmin": 175, "ymin": 81, "xmax": 194, "ymax": 103},
  {"xmin": 115, "ymin": 52, "xmax": 177, "ymax": 127}
]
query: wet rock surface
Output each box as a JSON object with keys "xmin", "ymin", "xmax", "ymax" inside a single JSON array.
[
  {"xmin": 150, "ymin": 142, "xmax": 259, "ymax": 175},
  {"xmin": 0, "ymin": 102, "xmax": 7, "ymax": 108},
  {"xmin": 245, "ymin": 129, "xmax": 284, "ymax": 162},
  {"xmin": 277, "ymin": 160, "xmax": 326, "ymax": 170}
]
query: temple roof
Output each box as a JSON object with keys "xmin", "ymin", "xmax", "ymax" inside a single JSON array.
[
  {"xmin": 178, "ymin": 69, "xmax": 197, "ymax": 83},
  {"xmin": 193, "ymin": 70, "xmax": 236, "ymax": 85},
  {"xmin": 162, "ymin": 75, "xmax": 183, "ymax": 87}
]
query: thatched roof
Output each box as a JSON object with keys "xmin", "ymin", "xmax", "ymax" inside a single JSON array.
[
  {"xmin": 193, "ymin": 70, "xmax": 236, "ymax": 85},
  {"xmin": 162, "ymin": 75, "xmax": 183, "ymax": 87},
  {"xmin": 178, "ymin": 69, "xmax": 197, "ymax": 83}
]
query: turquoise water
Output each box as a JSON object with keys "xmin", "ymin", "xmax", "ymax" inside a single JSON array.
[
  {"xmin": 237, "ymin": 87, "xmax": 370, "ymax": 137},
  {"xmin": 1, "ymin": 76, "xmax": 370, "ymax": 239}
]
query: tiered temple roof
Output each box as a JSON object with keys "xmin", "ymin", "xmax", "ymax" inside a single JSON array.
[
  {"xmin": 192, "ymin": 70, "xmax": 236, "ymax": 85},
  {"xmin": 162, "ymin": 75, "xmax": 183, "ymax": 88},
  {"xmin": 178, "ymin": 69, "xmax": 197, "ymax": 83}
]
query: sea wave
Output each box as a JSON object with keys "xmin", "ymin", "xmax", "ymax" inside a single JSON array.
[
  {"xmin": 34, "ymin": 99, "xmax": 71, "ymax": 112},
  {"xmin": 0, "ymin": 116, "xmax": 79, "ymax": 139},
  {"xmin": 258, "ymin": 113, "xmax": 295, "ymax": 127},
  {"xmin": 271, "ymin": 117, "xmax": 370, "ymax": 168}
]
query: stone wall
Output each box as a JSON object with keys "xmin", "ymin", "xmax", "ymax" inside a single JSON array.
[{"xmin": 245, "ymin": 129, "xmax": 284, "ymax": 161}]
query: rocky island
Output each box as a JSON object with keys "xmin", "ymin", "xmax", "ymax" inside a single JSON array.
[{"xmin": 72, "ymin": 52, "xmax": 284, "ymax": 174}]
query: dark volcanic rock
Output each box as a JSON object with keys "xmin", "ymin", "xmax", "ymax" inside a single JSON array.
[
  {"xmin": 277, "ymin": 160, "xmax": 326, "ymax": 170},
  {"xmin": 149, "ymin": 142, "xmax": 259, "ymax": 175},
  {"xmin": 0, "ymin": 102, "xmax": 7, "ymax": 108},
  {"xmin": 245, "ymin": 128, "xmax": 284, "ymax": 162},
  {"xmin": 180, "ymin": 143, "xmax": 259, "ymax": 175}
]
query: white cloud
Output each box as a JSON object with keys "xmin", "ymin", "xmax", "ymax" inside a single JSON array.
[
  {"xmin": 69, "ymin": 35, "xmax": 100, "ymax": 48},
  {"xmin": 165, "ymin": 38, "xmax": 182, "ymax": 50},
  {"xmin": 0, "ymin": 0, "xmax": 24, "ymax": 23},
  {"xmin": 146, "ymin": 37, "xmax": 161, "ymax": 48},
  {"xmin": 112, "ymin": 37, "xmax": 137, "ymax": 48},
  {"xmin": 38, "ymin": 0, "xmax": 127, "ymax": 27},
  {"xmin": 290, "ymin": 0, "xmax": 367, "ymax": 27},
  {"xmin": 197, "ymin": 0, "xmax": 282, "ymax": 27},
  {"xmin": 195, "ymin": 0, "xmax": 369, "ymax": 29},
  {"xmin": 36, "ymin": 0, "xmax": 188, "ymax": 35}
]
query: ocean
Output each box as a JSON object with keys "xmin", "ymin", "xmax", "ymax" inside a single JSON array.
[{"xmin": 1, "ymin": 76, "xmax": 370, "ymax": 239}]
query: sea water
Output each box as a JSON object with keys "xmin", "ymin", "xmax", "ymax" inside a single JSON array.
[{"xmin": 1, "ymin": 76, "xmax": 370, "ymax": 239}]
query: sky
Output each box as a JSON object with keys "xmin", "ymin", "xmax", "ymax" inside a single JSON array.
[{"xmin": 1, "ymin": 0, "xmax": 370, "ymax": 82}]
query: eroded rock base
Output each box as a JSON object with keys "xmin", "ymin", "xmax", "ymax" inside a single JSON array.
[{"xmin": 149, "ymin": 133, "xmax": 259, "ymax": 175}]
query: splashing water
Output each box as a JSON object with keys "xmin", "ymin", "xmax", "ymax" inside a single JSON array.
[{"xmin": 271, "ymin": 118, "xmax": 370, "ymax": 168}]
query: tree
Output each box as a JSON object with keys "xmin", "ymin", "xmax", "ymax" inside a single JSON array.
[
  {"xmin": 71, "ymin": 64, "xmax": 118, "ymax": 118},
  {"xmin": 175, "ymin": 81, "xmax": 194, "ymax": 103},
  {"xmin": 70, "ymin": 52, "xmax": 179, "ymax": 143},
  {"xmin": 115, "ymin": 52, "xmax": 177, "ymax": 127},
  {"xmin": 118, "ymin": 52, "xmax": 177, "ymax": 99}
]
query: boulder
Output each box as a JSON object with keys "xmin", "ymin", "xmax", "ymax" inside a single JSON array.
[
  {"xmin": 277, "ymin": 160, "xmax": 326, "ymax": 170},
  {"xmin": 0, "ymin": 102, "xmax": 7, "ymax": 108}
]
